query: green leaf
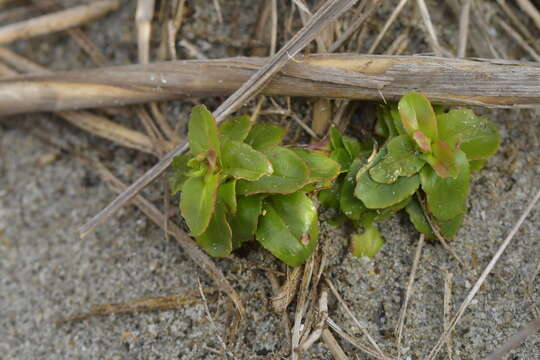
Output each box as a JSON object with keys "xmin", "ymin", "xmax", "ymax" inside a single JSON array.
[
  {"xmin": 469, "ymin": 159, "xmax": 486, "ymax": 172},
  {"xmin": 437, "ymin": 109, "xmax": 500, "ymax": 160},
  {"xmin": 329, "ymin": 127, "xmax": 345, "ymax": 150},
  {"xmin": 405, "ymin": 199, "xmax": 464, "ymax": 240},
  {"xmin": 180, "ymin": 172, "xmax": 221, "ymax": 236},
  {"xmin": 245, "ymin": 123, "xmax": 286, "ymax": 150},
  {"xmin": 291, "ymin": 149, "xmax": 340, "ymax": 182},
  {"xmin": 428, "ymin": 140, "xmax": 459, "ymax": 178},
  {"xmin": 340, "ymin": 159, "xmax": 366, "ymax": 220},
  {"xmin": 256, "ymin": 193, "xmax": 318, "ymax": 267},
  {"xmin": 330, "ymin": 147, "xmax": 353, "ymax": 171},
  {"xmin": 196, "ymin": 200, "xmax": 232, "ymax": 257},
  {"xmin": 318, "ymin": 177, "xmax": 343, "ymax": 210},
  {"xmin": 218, "ymin": 179, "xmax": 237, "ymax": 214},
  {"xmin": 342, "ymin": 135, "xmax": 361, "ymax": 159},
  {"xmin": 221, "ymin": 140, "xmax": 273, "ymax": 181},
  {"xmin": 398, "ymin": 92, "xmax": 438, "ymax": 140},
  {"xmin": 236, "ymin": 146, "xmax": 309, "ymax": 195},
  {"xmin": 188, "ymin": 105, "xmax": 220, "ymax": 157},
  {"xmin": 170, "ymin": 154, "xmax": 191, "ymax": 195},
  {"xmin": 219, "ymin": 115, "xmax": 252, "ymax": 143},
  {"xmin": 420, "ymin": 149, "xmax": 470, "ymax": 221},
  {"xmin": 229, "ymin": 195, "xmax": 263, "ymax": 247},
  {"xmin": 360, "ymin": 197, "xmax": 412, "ymax": 224},
  {"xmin": 355, "ymin": 148, "xmax": 420, "ymax": 209},
  {"xmin": 351, "ymin": 223, "xmax": 385, "ymax": 258},
  {"xmin": 369, "ymin": 135, "xmax": 425, "ymax": 184}
]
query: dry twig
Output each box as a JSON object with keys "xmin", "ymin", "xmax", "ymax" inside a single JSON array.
[
  {"xmin": 516, "ymin": 0, "xmax": 540, "ymax": 30},
  {"xmin": 0, "ymin": 0, "xmax": 120, "ymax": 44},
  {"xmin": 426, "ymin": 188, "xmax": 540, "ymax": 360},
  {"xmin": 457, "ymin": 0, "xmax": 471, "ymax": 58},
  {"xmin": 415, "ymin": 0, "xmax": 443, "ymax": 56},
  {"xmin": 485, "ymin": 317, "xmax": 540, "ymax": 360}
]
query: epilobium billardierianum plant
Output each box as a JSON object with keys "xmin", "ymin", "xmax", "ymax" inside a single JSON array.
[
  {"xmin": 319, "ymin": 92, "xmax": 500, "ymax": 258},
  {"xmin": 172, "ymin": 93, "xmax": 500, "ymax": 266},
  {"xmin": 170, "ymin": 105, "xmax": 340, "ymax": 267}
]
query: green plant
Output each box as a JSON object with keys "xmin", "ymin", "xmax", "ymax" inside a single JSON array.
[
  {"xmin": 170, "ymin": 105, "xmax": 340, "ymax": 266},
  {"xmin": 319, "ymin": 92, "xmax": 500, "ymax": 257}
]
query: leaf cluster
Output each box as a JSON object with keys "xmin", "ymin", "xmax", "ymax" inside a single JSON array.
[
  {"xmin": 170, "ymin": 105, "xmax": 340, "ymax": 267},
  {"xmin": 319, "ymin": 92, "xmax": 500, "ymax": 257}
]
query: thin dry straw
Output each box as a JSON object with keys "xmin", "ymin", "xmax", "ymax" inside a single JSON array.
[
  {"xmin": 426, "ymin": 188, "xmax": 540, "ymax": 360},
  {"xmin": 78, "ymin": 0, "xmax": 359, "ymax": 239}
]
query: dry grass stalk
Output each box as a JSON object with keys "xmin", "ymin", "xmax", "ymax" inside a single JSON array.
[
  {"xmin": 291, "ymin": 259, "xmax": 315, "ymax": 360},
  {"xmin": 485, "ymin": 317, "xmax": 540, "ymax": 360},
  {"xmin": 3, "ymin": 54, "xmax": 540, "ymax": 118},
  {"xmin": 415, "ymin": 0, "xmax": 443, "ymax": 56},
  {"xmin": 297, "ymin": 287, "xmax": 328, "ymax": 352},
  {"xmin": 59, "ymin": 291, "xmax": 203, "ymax": 323},
  {"xmin": 495, "ymin": 16, "xmax": 540, "ymax": 61},
  {"xmin": 272, "ymin": 266, "xmax": 303, "ymax": 312},
  {"xmin": 395, "ymin": 234, "xmax": 425, "ymax": 359},
  {"xmin": 78, "ymin": 0, "xmax": 359, "ymax": 240},
  {"xmin": 0, "ymin": 0, "xmax": 120, "ymax": 44},
  {"xmin": 443, "ymin": 270, "xmax": 454, "ymax": 359},
  {"xmin": 457, "ymin": 0, "xmax": 471, "ymax": 57},
  {"xmin": 321, "ymin": 329, "xmax": 350, "ymax": 360},
  {"xmin": 0, "ymin": 47, "xmax": 155, "ymax": 154},
  {"xmin": 324, "ymin": 277, "xmax": 386, "ymax": 359},
  {"xmin": 516, "ymin": 0, "xmax": 540, "ymax": 30},
  {"xmin": 496, "ymin": 0, "xmax": 540, "ymax": 54},
  {"xmin": 368, "ymin": 0, "xmax": 410, "ymax": 54},
  {"xmin": 136, "ymin": 0, "xmax": 155, "ymax": 65},
  {"xmin": 527, "ymin": 261, "xmax": 540, "ymax": 318},
  {"xmin": 426, "ymin": 188, "xmax": 540, "ymax": 360}
]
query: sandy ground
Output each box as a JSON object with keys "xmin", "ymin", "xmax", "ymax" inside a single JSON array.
[{"xmin": 1, "ymin": 1, "xmax": 540, "ymax": 359}]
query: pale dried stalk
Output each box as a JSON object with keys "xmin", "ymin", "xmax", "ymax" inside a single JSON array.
[
  {"xmin": 3, "ymin": 55, "xmax": 540, "ymax": 117},
  {"xmin": 496, "ymin": 0, "xmax": 540, "ymax": 54},
  {"xmin": 395, "ymin": 234, "xmax": 424, "ymax": 359},
  {"xmin": 457, "ymin": 0, "xmax": 471, "ymax": 58},
  {"xmin": 426, "ymin": 188, "xmax": 540, "ymax": 360},
  {"xmin": 415, "ymin": 0, "xmax": 442, "ymax": 56},
  {"xmin": 443, "ymin": 270, "xmax": 453, "ymax": 359},
  {"xmin": 136, "ymin": 0, "xmax": 155, "ymax": 65},
  {"xmin": 485, "ymin": 317, "xmax": 540, "ymax": 360},
  {"xmin": 321, "ymin": 329, "xmax": 350, "ymax": 360},
  {"xmin": 0, "ymin": 0, "xmax": 120, "ymax": 44},
  {"xmin": 368, "ymin": 0, "xmax": 410, "ymax": 54},
  {"xmin": 78, "ymin": 0, "xmax": 359, "ymax": 239},
  {"xmin": 298, "ymin": 288, "xmax": 328, "ymax": 352},
  {"xmin": 516, "ymin": 0, "xmax": 540, "ymax": 30},
  {"xmin": 0, "ymin": 47, "xmax": 155, "ymax": 154},
  {"xmin": 495, "ymin": 16, "xmax": 540, "ymax": 61},
  {"xmin": 272, "ymin": 266, "xmax": 303, "ymax": 312}
]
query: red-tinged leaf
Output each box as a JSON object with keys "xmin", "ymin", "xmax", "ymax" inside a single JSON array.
[
  {"xmin": 398, "ymin": 92, "xmax": 438, "ymax": 140},
  {"xmin": 412, "ymin": 130, "xmax": 432, "ymax": 153}
]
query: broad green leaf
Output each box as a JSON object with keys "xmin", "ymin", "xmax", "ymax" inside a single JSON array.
[
  {"xmin": 219, "ymin": 115, "xmax": 252, "ymax": 143},
  {"xmin": 188, "ymin": 105, "xmax": 220, "ymax": 157},
  {"xmin": 318, "ymin": 177, "xmax": 343, "ymax": 210},
  {"xmin": 369, "ymin": 135, "xmax": 425, "ymax": 184},
  {"xmin": 218, "ymin": 179, "xmax": 237, "ymax": 214},
  {"xmin": 398, "ymin": 92, "xmax": 438, "ymax": 140},
  {"xmin": 196, "ymin": 200, "xmax": 232, "ymax": 257},
  {"xmin": 360, "ymin": 197, "xmax": 412, "ymax": 224},
  {"xmin": 229, "ymin": 195, "xmax": 263, "ymax": 247},
  {"xmin": 330, "ymin": 148, "xmax": 353, "ymax": 170},
  {"xmin": 221, "ymin": 140, "xmax": 273, "ymax": 181},
  {"xmin": 236, "ymin": 146, "xmax": 309, "ymax": 195},
  {"xmin": 170, "ymin": 154, "xmax": 191, "ymax": 195},
  {"xmin": 429, "ymin": 140, "xmax": 459, "ymax": 178},
  {"xmin": 245, "ymin": 123, "xmax": 286, "ymax": 150},
  {"xmin": 351, "ymin": 223, "xmax": 385, "ymax": 258},
  {"xmin": 180, "ymin": 172, "xmax": 221, "ymax": 236},
  {"xmin": 256, "ymin": 193, "xmax": 318, "ymax": 267},
  {"xmin": 469, "ymin": 159, "xmax": 486, "ymax": 172},
  {"xmin": 291, "ymin": 149, "xmax": 340, "ymax": 182},
  {"xmin": 390, "ymin": 108, "xmax": 406, "ymax": 135},
  {"xmin": 405, "ymin": 199, "xmax": 464, "ymax": 240},
  {"xmin": 340, "ymin": 159, "xmax": 366, "ymax": 221},
  {"xmin": 437, "ymin": 109, "xmax": 500, "ymax": 160},
  {"xmin": 355, "ymin": 148, "xmax": 420, "ymax": 209},
  {"xmin": 412, "ymin": 130, "xmax": 432, "ymax": 153},
  {"xmin": 329, "ymin": 127, "xmax": 345, "ymax": 150},
  {"xmin": 420, "ymin": 149, "xmax": 470, "ymax": 221},
  {"xmin": 342, "ymin": 135, "xmax": 361, "ymax": 159}
]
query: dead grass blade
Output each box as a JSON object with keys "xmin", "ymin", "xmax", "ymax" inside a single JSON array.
[
  {"xmin": 136, "ymin": 0, "xmax": 155, "ymax": 65},
  {"xmin": 368, "ymin": 0, "xmax": 410, "ymax": 54},
  {"xmin": 59, "ymin": 291, "xmax": 203, "ymax": 323},
  {"xmin": 415, "ymin": 0, "xmax": 442, "ymax": 56},
  {"xmin": 457, "ymin": 0, "xmax": 471, "ymax": 58},
  {"xmin": 495, "ymin": 16, "xmax": 540, "ymax": 62},
  {"xmin": 426, "ymin": 188, "xmax": 540, "ymax": 360},
  {"xmin": 0, "ymin": 0, "xmax": 120, "ymax": 44},
  {"xmin": 395, "ymin": 234, "xmax": 424, "ymax": 359},
  {"xmin": 322, "ymin": 329, "xmax": 350, "ymax": 360},
  {"xmin": 516, "ymin": 0, "xmax": 540, "ymax": 30},
  {"xmin": 485, "ymin": 317, "xmax": 540, "ymax": 360},
  {"xmin": 78, "ymin": 0, "xmax": 359, "ymax": 239},
  {"xmin": 4, "ymin": 55, "xmax": 540, "ymax": 116}
]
